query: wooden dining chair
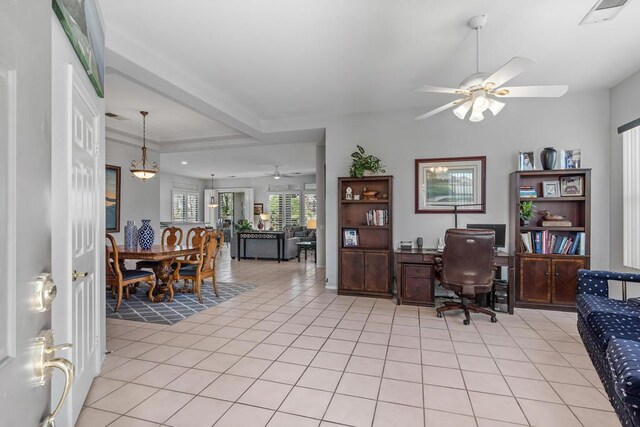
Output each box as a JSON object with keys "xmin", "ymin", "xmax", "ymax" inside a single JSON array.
[
  {"xmin": 136, "ymin": 226, "xmax": 183, "ymax": 270},
  {"xmin": 106, "ymin": 234, "xmax": 156, "ymax": 312},
  {"xmin": 173, "ymin": 230, "xmax": 222, "ymax": 303}
]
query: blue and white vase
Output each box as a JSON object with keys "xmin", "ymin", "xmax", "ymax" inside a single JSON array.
[
  {"xmin": 124, "ymin": 221, "xmax": 138, "ymax": 250},
  {"xmin": 138, "ymin": 219, "xmax": 155, "ymax": 250}
]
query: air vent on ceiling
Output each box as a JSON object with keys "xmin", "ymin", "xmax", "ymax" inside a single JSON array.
[
  {"xmin": 105, "ymin": 112, "xmax": 128, "ymax": 120},
  {"xmin": 580, "ymin": 0, "xmax": 629, "ymax": 25}
]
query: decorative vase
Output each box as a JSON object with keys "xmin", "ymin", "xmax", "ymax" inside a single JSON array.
[
  {"xmin": 520, "ymin": 218, "xmax": 529, "ymax": 226},
  {"xmin": 540, "ymin": 147, "xmax": 557, "ymax": 170},
  {"xmin": 363, "ymin": 170, "xmax": 374, "ymax": 177},
  {"xmin": 124, "ymin": 221, "xmax": 138, "ymax": 250},
  {"xmin": 138, "ymin": 219, "xmax": 155, "ymax": 250}
]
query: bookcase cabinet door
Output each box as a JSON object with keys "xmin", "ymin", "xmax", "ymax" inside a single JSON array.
[
  {"xmin": 363, "ymin": 252, "xmax": 389, "ymax": 293},
  {"xmin": 341, "ymin": 251, "xmax": 364, "ymax": 291},
  {"xmin": 552, "ymin": 258, "xmax": 585, "ymax": 305},
  {"xmin": 519, "ymin": 257, "xmax": 551, "ymax": 303}
]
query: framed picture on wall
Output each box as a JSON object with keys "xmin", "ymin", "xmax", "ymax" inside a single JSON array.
[
  {"xmin": 415, "ymin": 156, "xmax": 486, "ymax": 214},
  {"xmin": 253, "ymin": 203, "xmax": 264, "ymax": 215},
  {"xmin": 105, "ymin": 165, "xmax": 121, "ymax": 232}
]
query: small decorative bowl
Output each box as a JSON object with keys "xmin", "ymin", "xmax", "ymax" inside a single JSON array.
[{"xmin": 362, "ymin": 191, "xmax": 379, "ymax": 200}]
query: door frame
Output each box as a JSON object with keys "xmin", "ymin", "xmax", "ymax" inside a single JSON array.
[{"xmin": 51, "ymin": 63, "xmax": 105, "ymax": 426}]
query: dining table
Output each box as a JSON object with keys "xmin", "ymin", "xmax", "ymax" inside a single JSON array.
[{"xmin": 117, "ymin": 244, "xmax": 199, "ymax": 302}]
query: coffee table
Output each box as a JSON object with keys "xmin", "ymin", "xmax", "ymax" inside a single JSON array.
[{"xmin": 297, "ymin": 241, "xmax": 316, "ymax": 263}]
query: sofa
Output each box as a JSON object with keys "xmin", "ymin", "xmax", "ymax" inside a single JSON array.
[
  {"xmin": 577, "ymin": 269, "xmax": 640, "ymax": 426},
  {"xmin": 230, "ymin": 231, "xmax": 300, "ymax": 260}
]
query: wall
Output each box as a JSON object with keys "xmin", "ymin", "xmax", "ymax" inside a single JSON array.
[
  {"xmin": 105, "ymin": 140, "xmax": 161, "ymax": 243},
  {"xmin": 159, "ymin": 172, "xmax": 208, "ymax": 222},
  {"xmin": 609, "ymin": 69, "xmax": 640, "ymax": 275},
  {"xmin": 325, "ymin": 91, "xmax": 611, "ymax": 289}
]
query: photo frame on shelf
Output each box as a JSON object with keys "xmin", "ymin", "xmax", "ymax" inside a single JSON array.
[
  {"xmin": 415, "ymin": 156, "xmax": 486, "ymax": 214},
  {"xmin": 342, "ymin": 228, "xmax": 359, "ymax": 247},
  {"xmin": 560, "ymin": 176, "xmax": 584, "ymax": 196},
  {"xmin": 542, "ymin": 180, "xmax": 561, "ymax": 198},
  {"xmin": 253, "ymin": 203, "xmax": 264, "ymax": 215},
  {"xmin": 105, "ymin": 165, "xmax": 121, "ymax": 232},
  {"xmin": 518, "ymin": 151, "xmax": 535, "ymax": 170},
  {"xmin": 560, "ymin": 149, "xmax": 582, "ymax": 169}
]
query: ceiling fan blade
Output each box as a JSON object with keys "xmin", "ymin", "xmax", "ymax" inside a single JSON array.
[
  {"xmin": 483, "ymin": 57, "xmax": 535, "ymax": 89},
  {"xmin": 415, "ymin": 85, "xmax": 468, "ymax": 95},
  {"xmin": 415, "ymin": 100, "xmax": 464, "ymax": 121},
  {"xmin": 493, "ymin": 85, "xmax": 568, "ymax": 98}
]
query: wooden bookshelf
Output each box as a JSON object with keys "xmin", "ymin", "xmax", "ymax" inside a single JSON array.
[
  {"xmin": 338, "ymin": 176, "xmax": 393, "ymax": 298},
  {"xmin": 509, "ymin": 169, "xmax": 591, "ymax": 311}
]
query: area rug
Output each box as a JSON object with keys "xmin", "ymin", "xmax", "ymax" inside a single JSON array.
[{"xmin": 106, "ymin": 282, "xmax": 254, "ymax": 325}]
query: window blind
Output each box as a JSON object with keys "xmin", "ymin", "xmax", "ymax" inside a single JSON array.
[{"xmin": 172, "ymin": 190, "xmax": 199, "ymax": 222}]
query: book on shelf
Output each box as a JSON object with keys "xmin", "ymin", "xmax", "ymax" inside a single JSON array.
[
  {"xmin": 540, "ymin": 220, "xmax": 572, "ymax": 227},
  {"xmin": 519, "ymin": 186, "xmax": 538, "ymax": 198},
  {"xmin": 365, "ymin": 209, "xmax": 388, "ymax": 226},
  {"xmin": 520, "ymin": 230, "xmax": 585, "ymax": 255}
]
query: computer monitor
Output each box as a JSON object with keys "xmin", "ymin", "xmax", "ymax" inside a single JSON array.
[{"xmin": 466, "ymin": 224, "xmax": 506, "ymax": 248}]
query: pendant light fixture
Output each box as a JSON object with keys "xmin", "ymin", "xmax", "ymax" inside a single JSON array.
[
  {"xmin": 130, "ymin": 111, "xmax": 159, "ymax": 180},
  {"xmin": 208, "ymin": 174, "xmax": 218, "ymax": 208}
]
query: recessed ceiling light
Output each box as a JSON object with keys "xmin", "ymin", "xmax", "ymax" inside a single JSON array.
[{"xmin": 181, "ymin": 161, "xmax": 188, "ymax": 165}]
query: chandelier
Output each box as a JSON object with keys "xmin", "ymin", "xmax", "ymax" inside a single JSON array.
[
  {"xmin": 208, "ymin": 174, "xmax": 218, "ymax": 208},
  {"xmin": 130, "ymin": 111, "xmax": 159, "ymax": 180}
]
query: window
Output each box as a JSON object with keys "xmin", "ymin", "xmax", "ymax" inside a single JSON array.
[
  {"xmin": 268, "ymin": 190, "xmax": 318, "ymax": 230},
  {"xmin": 304, "ymin": 193, "xmax": 317, "ymax": 225},
  {"xmin": 218, "ymin": 192, "xmax": 234, "ymax": 222},
  {"xmin": 269, "ymin": 193, "xmax": 300, "ymax": 230},
  {"xmin": 172, "ymin": 190, "xmax": 199, "ymax": 222}
]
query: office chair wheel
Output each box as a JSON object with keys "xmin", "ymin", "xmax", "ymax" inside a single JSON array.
[
  {"xmin": 490, "ymin": 316, "xmax": 497, "ymax": 323},
  {"xmin": 463, "ymin": 319, "xmax": 470, "ymax": 325},
  {"xmin": 436, "ymin": 312, "xmax": 443, "ymax": 318}
]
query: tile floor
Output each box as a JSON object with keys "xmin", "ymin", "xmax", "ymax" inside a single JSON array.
[{"xmin": 77, "ymin": 251, "xmax": 621, "ymax": 426}]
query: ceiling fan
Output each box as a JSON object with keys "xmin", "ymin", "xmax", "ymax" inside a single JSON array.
[
  {"xmin": 265, "ymin": 165, "xmax": 296, "ymax": 180},
  {"xmin": 415, "ymin": 15, "xmax": 568, "ymax": 122}
]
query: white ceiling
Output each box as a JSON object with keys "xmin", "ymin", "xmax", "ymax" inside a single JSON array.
[
  {"xmin": 160, "ymin": 141, "xmax": 317, "ymax": 179},
  {"xmin": 99, "ymin": 0, "xmax": 640, "ymax": 123},
  {"xmin": 105, "ymin": 73, "xmax": 244, "ymax": 143}
]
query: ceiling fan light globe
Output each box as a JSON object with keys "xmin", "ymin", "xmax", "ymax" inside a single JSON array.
[
  {"xmin": 472, "ymin": 91, "xmax": 490, "ymax": 112},
  {"xmin": 469, "ymin": 110, "xmax": 484, "ymax": 122},
  {"xmin": 488, "ymin": 98, "xmax": 506, "ymax": 116},
  {"xmin": 274, "ymin": 175, "xmax": 280, "ymax": 180},
  {"xmin": 453, "ymin": 99, "xmax": 473, "ymax": 120}
]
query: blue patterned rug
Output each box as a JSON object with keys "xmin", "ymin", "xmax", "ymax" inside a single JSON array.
[{"xmin": 106, "ymin": 282, "xmax": 254, "ymax": 325}]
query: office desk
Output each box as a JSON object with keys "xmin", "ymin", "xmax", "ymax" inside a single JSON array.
[{"xmin": 395, "ymin": 248, "xmax": 515, "ymax": 314}]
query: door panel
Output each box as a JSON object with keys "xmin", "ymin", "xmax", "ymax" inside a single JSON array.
[
  {"xmin": 0, "ymin": 1, "xmax": 54, "ymax": 425},
  {"xmin": 552, "ymin": 259, "xmax": 585, "ymax": 305},
  {"xmin": 340, "ymin": 251, "xmax": 364, "ymax": 291},
  {"xmin": 364, "ymin": 252, "xmax": 389, "ymax": 293},
  {"xmin": 519, "ymin": 257, "xmax": 551, "ymax": 303}
]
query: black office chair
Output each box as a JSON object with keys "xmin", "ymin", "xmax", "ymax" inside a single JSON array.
[{"xmin": 436, "ymin": 229, "xmax": 497, "ymax": 325}]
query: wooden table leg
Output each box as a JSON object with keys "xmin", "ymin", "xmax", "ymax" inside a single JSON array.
[{"xmin": 150, "ymin": 258, "xmax": 176, "ymax": 302}]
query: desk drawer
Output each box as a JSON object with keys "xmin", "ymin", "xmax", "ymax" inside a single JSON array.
[
  {"xmin": 404, "ymin": 265, "xmax": 432, "ymax": 278},
  {"xmin": 403, "ymin": 277, "xmax": 433, "ymax": 304}
]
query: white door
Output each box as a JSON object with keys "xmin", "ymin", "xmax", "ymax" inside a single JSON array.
[
  {"xmin": 0, "ymin": 1, "xmax": 66, "ymax": 426},
  {"xmin": 51, "ymin": 65, "xmax": 103, "ymax": 426}
]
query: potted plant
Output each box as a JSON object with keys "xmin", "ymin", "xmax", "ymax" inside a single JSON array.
[
  {"xmin": 349, "ymin": 145, "xmax": 386, "ymax": 178},
  {"xmin": 235, "ymin": 219, "xmax": 253, "ymax": 232},
  {"xmin": 520, "ymin": 201, "xmax": 536, "ymax": 226}
]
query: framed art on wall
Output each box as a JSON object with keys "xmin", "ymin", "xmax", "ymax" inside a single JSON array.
[
  {"xmin": 53, "ymin": 0, "xmax": 105, "ymax": 97},
  {"xmin": 415, "ymin": 156, "xmax": 486, "ymax": 213},
  {"xmin": 105, "ymin": 165, "xmax": 121, "ymax": 232},
  {"xmin": 253, "ymin": 203, "xmax": 264, "ymax": 215}
]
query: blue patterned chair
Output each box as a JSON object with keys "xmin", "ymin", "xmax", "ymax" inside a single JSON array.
[{"xmin": 577, "ymin": 269, "xmax": 640, "ymax": 426}]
